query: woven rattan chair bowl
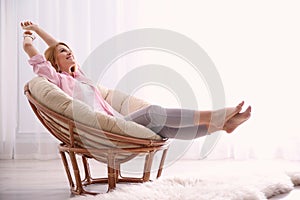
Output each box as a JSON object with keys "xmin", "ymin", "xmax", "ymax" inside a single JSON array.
[{"xmin": 24, "ymin": 81, "xmax": 169, "ymax": 195}]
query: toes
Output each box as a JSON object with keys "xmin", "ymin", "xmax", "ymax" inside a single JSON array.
[
  {"xmin": 245, "ymin": 106, "xmax": 252, "ymax": 115},
  {"xmin": 236, "ymin": 101, "xmax": 244, "ymax": 113},
  {"xmin": 238, "ymin": 101, "xmax": 244, "ymax": 108}
]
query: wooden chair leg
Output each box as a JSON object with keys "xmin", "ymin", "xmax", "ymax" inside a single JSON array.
[
  {"xmin": 115, "ymin": 163, "xmax": 121, "ymax": 182},
  {"xmin": 143, "ymin": 151, "xmax": 155, "ymax": 181},
  {"xmin": 82, "ymin": 156, "xmax": 92, "ymax": 185},
  {"xmin": 157, "ymin": 148, "xmax": 168, "ymax": 178},
  {"xmin": 60, "ymin": 151, "xmax": 75, "ymax": 189},
  {"xmin": 107, "ymin": 153, "xmax": 117, "ymax": 192},
  {"xmin": 69, "ymin": 151, "xmax": 84, "ymax": 194}
]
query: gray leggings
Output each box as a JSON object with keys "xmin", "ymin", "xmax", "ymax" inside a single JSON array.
[{"xmin": 124, "ymin": 105, "xmax": 208, "ymax": 140}]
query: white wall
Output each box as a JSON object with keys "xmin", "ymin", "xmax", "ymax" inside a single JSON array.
[{"xmin": 134, "ymin": 0, "xmax": 300, "ymax": 159}]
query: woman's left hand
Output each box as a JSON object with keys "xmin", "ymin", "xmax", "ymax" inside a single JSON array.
[{"xmin": 21, "ymin": 21, "xmax": 38, "ymax": 32}]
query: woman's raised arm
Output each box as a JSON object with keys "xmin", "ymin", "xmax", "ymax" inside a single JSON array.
[
  {"xmin": 22, "ymin": 31, "xmax": 39, "ymax": 58},
  {"xmin": 21, "ymin": 21, "xmax": 58, "ymax": 47}
]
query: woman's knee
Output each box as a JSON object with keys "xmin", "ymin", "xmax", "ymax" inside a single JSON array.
[
  {"xmin": 145, "ymin": 105, "xmax": 165, "ymax": 114},
  {"xmin": 145, "ymin": 105, "xmax": 167, "ymax": 126}
]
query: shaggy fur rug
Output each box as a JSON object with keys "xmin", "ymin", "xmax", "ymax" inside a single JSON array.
[{"xmin": 71, "ymin": 163, "xmax": 300, "ymax": 200}]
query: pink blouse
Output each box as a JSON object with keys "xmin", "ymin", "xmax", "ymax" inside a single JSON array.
[{"xmin": 28, "ymin": 54, "xmax": 121, "ymax": 117}]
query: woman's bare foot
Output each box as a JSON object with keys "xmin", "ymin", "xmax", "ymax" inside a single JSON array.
[
  {"xmin": 224, "ymin": 101, "xmax": 244, "ymax": 122},
  {"xmin": 223, "ymin": 106, "xmax": 251, "ymax": 133},
  {"xmin": 210, "ymin": 101, "xmax": 244, "ymax": 128}
]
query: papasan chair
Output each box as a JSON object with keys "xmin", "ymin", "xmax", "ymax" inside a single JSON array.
[{"xmin": 24, "ymin": 76, "xmax": 169, "ymax": 195}]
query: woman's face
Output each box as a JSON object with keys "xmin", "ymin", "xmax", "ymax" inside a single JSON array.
[{"xmin": 55, "ymin": 44, "xmax": 77, "ymax": 74}]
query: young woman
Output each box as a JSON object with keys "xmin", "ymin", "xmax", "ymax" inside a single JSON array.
[{"xmin": 21, "ymin": 21, "xmax": 251, "ymax": 140}]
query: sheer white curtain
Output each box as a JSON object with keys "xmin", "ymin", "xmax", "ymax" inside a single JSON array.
[
  {"xmin": 0, "ymin": 0, "xmax": 18, "ymax": 159},
  {"xmin": 1, "ymin": 0, "xmax": 300, "ymax": 160},
  {"xmin": 0, "ymin": 0, "xmax": 137, "ymax": 159}
]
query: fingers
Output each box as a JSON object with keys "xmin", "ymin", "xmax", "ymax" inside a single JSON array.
[
  {"xmin": 20, "ymin": 21, "xmax": 34, "ymax": 29},
  {"xmin": 21, "ymin": 21, "xmax": 32, "ymax": 26}
]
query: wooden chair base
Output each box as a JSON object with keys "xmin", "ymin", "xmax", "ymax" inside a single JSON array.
[{"xmin": 59, "ymin": 143, "xmax": 169, "ymax": 195}]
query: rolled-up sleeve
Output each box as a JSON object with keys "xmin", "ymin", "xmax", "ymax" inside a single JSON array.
[{"xmin": 28, "ymin": 54, "xmax": 60, "ymax": 86}]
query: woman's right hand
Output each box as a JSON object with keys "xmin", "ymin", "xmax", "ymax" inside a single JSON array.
[
  {"xmin": 20, "ymin": 20, "xmax": 58, "ymax": 47},
  {"xmin": 21, "ymin": 21, "xmax": 38, "ymax": 32}
]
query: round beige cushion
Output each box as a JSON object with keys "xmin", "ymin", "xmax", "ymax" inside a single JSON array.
[{"xmin": 28, "ymin": 76, "xmax": 162, "ymax": 141}]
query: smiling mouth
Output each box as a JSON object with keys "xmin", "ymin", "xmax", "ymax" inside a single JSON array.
[
  {"xmin": 66, "ymin": 54, "xmax": 75, "ymax": 60},
  {"xmin": 70, "ymin": 66, "xmax": 75, "ymax": 72}
]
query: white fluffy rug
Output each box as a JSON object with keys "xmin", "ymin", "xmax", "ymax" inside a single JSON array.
[{"xmin": 72, "ymin": 163, "xmax": 300, "ymax": 200}]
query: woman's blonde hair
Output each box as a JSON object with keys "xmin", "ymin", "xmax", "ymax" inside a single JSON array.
[{"xmin": 44, "ymin": 42, "xmax": 71, "ymax": 72}]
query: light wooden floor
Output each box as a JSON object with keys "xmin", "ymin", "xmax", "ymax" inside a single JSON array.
[{"xmin": 1, "ymin": 158, "xmax": 300, "ymax": 200}]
